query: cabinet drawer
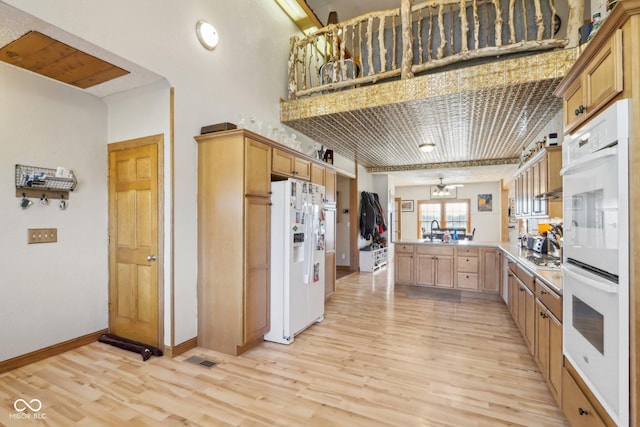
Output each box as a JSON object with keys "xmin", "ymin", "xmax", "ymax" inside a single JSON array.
[
  {"xmin": 457, "ymin": 256, "xmax": 478, "ymax": 273},
  {"xmin": 395, "ymin": 244, "xmax": 414, "ymax": 254},
  {"xmin": 562, "ymin": 368, "xmax": 607, "ymax": 427},
  {"xmin": 535, "ymin": 280, "xmax": 562, "ymax": 321},
  {"xmin": 516, "ymin": 264, "xmax": 534, "ymax": 291},
  {"xmin": 456, "ymin": 246, "xmax": 479, "ymax": 256},
  {"xmin": 416, "ymin": 245, "xmax": 454, "ymax": 256},
  {"xmin": 457, "ymin": 272, "xmax": 479, "ymax": 290}
]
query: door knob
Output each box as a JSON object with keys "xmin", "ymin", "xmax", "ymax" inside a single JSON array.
[{"xmin": 147, "ymin": 254, "xmax": 157, "ymax": 262}]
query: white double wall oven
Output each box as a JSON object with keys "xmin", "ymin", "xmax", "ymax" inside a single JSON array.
[{"xmin": 561, "ymin": 99, "xmax": 630, "ymax": 426}]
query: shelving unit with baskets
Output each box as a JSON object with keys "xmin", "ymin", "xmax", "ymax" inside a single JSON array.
[{"xmin": 15, "ymin": 164, "xmax": 77, "ymax": 200}]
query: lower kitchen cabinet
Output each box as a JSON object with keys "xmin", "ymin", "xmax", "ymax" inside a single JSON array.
[
  {"xmin": 395, "ymin": 244, "xmax": 415, "ymax": 284},
  {"xmin": 480, "ymin": 247, "xmax": 501, "ymax": 292},
  {"xmin": 535, "ymin": 299, "xmax": 562, "ymax": 406},
  {"xmin": 562, "ymin": 362, "xmax": 610, "ymax": 427},
  {"xmin": 416, "ymin": 245, "xmax": 454, "ymax": 288}
]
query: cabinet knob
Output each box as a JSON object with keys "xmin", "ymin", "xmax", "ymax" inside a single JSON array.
[
  {"xmin": 574, "ymin": 105, "xmax": 587, "ymax": 116},
  {"xmin": 540, "ymin": 290, "xmax": 547, "ymax": 295},
  {"xmin": 578, "ymin": 408, "xmax": 589, "ymax": 416}
]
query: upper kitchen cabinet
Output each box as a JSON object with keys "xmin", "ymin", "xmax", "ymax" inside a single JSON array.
[
  {"xmin": 559, "ymin": 29, "xmax": 623, "ymax": 134},
  {"xmin": 195, "ymin": 130, "xmax": 272, "ymax": 356},
  {"xmin": 272, "ymin": 148, "xmax": 311, "ymax": 180},
  {"xmin": 514, "ymin": 147, "xmax": 562, "ymax": 219}
]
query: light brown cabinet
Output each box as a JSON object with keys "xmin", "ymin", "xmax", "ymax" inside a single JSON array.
[
  {"xmin": 324, "ymin": 168, "xmax": 336, "ymax": 203},
  {"xmin": 562, "ymin": 363, "xmax": 609, "ymax": 427},
  {"xmin": 535, "ymin": 298, "xmax": 562, "ymax": 406},
  {"xmin": 311, "ymin": 163, "xmax": 338, "ymax": 298},
  {"xmin": 480, "ymin": 248, "xmax": 501, "ymax": 292},
  {"xmin": 196, "ymin": 131, "xmax": 272, "ymax": 356},
  {"xmin": 514, "ymin": 147, "xmax": 562, "ymax": 219},
  {"xmin": 272, "ymin": 148, "xmax": 311, "ymax": 180},
  {"xmin": 416, "ymin": 245, "xmax": 454, "ymax": 288},
  {"xmin": 561, "ymin": 29, "xmax": 623, "ymax": 134},
  {"xmin": 395, "ymin": 244, "xmax": 415, "ymax": 284},
  {"xmin": 455, "ymin": 246, "xmax": 479, "ymax": 290},
  {"xmin": 510, "ymin": 264, "xmax": 535, "ymax": 355}
]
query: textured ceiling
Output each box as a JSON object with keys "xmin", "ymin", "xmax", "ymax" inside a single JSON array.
[{"xmin": 282, "ymin": 48, "xmax": 577, "ymax": 185}]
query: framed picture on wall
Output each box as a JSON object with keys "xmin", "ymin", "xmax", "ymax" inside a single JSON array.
[
  {"xmin": 401, "ymin": 200, "xmax": 414, "ymax": 212},
  {"xmin": 478, "ymin": 194, "xmax": 493, "ymax": 212}
]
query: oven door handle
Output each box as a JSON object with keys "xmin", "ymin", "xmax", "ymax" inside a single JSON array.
[
  {"xmin": 560, "ymin": 146, "xmax": 617, "ymax": 176},
  {"xmin": 562, "ymin": 264, "xmax": 618, "ymax": 293}
]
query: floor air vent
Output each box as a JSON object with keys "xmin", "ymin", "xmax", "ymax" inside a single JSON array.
[{"xmin": 184, "ymin": 355, "xmax": 218, "ymax": 368}]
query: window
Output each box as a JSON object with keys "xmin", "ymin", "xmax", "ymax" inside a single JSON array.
[{"xmin": 417, "ymin": 199, "xmax": 470, "ymax": 238}]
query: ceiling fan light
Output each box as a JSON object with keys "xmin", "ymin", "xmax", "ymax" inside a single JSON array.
[{"xmin": 419, "ymin": 142, "xmax": 436, "ymax": 153}]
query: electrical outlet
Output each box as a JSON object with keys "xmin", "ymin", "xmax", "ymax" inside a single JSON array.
[{"xmin": 27, "ymin": 228, "xmax": 57, "ymax": 244}]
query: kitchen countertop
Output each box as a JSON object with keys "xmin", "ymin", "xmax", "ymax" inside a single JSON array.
[
  {"xmin": 499, "ymin": 243, "xmax": 563, "ymax": 294},
  {"xmin": 391, "ymin": 240, "xmax": 563, "ymax": 293}
]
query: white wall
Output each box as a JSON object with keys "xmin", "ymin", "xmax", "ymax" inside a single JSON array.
[
  {"xmin": 395, "ymin": 181, "xmax": 502, "ymax": 243},
  {"xmin": 3, "ymin": 0, "xmax": 304, "ymax": 348},
  {"xmin": 0, "ymin": 63, "xmax": 108, "ymax": 361}
]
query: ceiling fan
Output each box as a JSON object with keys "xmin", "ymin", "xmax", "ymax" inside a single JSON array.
[{"xmin": 432, "ymin": 177, "xmax": 463, "ymax": 196}]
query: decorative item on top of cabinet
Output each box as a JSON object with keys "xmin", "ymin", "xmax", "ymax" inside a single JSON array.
[{"xmin": 195, "ymin": 129, "xmax": 271, "ymax": 356}]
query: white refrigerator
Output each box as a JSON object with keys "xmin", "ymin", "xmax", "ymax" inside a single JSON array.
[{"xmin": 265, "ymin": 178, "xmax": 325, "ymax": 344}]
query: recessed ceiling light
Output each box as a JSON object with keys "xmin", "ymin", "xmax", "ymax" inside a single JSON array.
[
  {"xmin": 196, "ymin": 20, "xmax": 219, "ymax": 50},
  {"xmin": 419, "ymin": 142, "xmax": 436, "ymax": 153}
]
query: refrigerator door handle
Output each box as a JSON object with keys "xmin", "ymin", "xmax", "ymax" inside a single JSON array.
[{"xmin": 303, "ymin": 202, "xmax": 313, "ymax": 285}]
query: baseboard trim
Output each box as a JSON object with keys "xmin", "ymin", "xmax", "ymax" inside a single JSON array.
[
  {"xmin": 0, "ymin": 329, "xmax": 108, "ymax": 374},
  {"xmin": 164, "ymin": 337, "xmax": 197, "ymax": 358}
]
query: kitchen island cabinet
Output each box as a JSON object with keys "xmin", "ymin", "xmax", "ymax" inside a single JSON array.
[
  {"xmin": 393, "ymin": 242, "xmax": 502, "ymax": 293},
  {"xmin": 416, "ymin": 245, "xmax": 454, "ymax": 288}
]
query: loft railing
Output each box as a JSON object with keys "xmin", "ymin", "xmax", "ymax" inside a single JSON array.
[{"xmin": 287, "ymin": 0, "xmax": 583, "ymax": 100}]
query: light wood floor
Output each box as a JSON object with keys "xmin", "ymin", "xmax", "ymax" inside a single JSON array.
[{"xmin": 0, "ymin": 270, "xmax": 568, "ymax": 426}]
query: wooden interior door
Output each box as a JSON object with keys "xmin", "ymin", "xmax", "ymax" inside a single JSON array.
[{"xmin": 108, "ymin": 135, "xmax": 162, "ymax": 348}]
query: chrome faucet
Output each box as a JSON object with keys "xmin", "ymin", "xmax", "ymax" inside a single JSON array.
[{"xmin": 430, "ymin": 219, "xmax": 440, "ymax": 241}]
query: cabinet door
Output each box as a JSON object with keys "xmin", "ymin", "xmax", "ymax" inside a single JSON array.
[
  {"xmin": 523, "ymin": 285, "xmax": 535, "ymax": 355},
  {"xmin": 272, "ymin": 148, "xmax": 295, "ymax": 177},
  {"xmin": 294, "ymin": 157, "xmax": 311, "ymax": 180},
  {"xmin": 325, "ymin": 251, "xmax": 336, "ymax": 298},
  {"xmin": 548, "ymin": 312, "xmax": 562, "ymax": 405},
  {"xmin": 324, "ymin": 168, "xmax": 337, "ymax": 203},
  {"xmin": 531, "ymin": 161, "xmax": 542, "ymax": 215},
  {"xmin": 562, "ymin": 369, "xmax": 607, "ymax": 427},
  {"xmin": 514, "ymin": 175, "xmax": 522, "ymax": 216},
  {"xmin": 584, "ymin": 29, "xmax": 623, "ymax": 121},
  {"xmin": 395, "ymin": 253, "xmax": 414, "ymax": 284},
  {"xmin": 457, "ymin": 273, "xmax": 479, "ymax": 290},
  {"xmin": 480, "ymin": 248, "xmax": 500, "ymax": 292},
  {"xmin": 435, "ymin": 256, "xmax": 454, "ymax": 288},
  {"xmin": 508, "ymin": 272, "xmax": 518, "ymax": 320},
  {"xmin": 245, "ymin": 138, "xmax": 271, "ymax": 197},
  {"xmin": 416, "ymin": 255, "xmax": 435, "ymax": 286},
  {"xmin": 535, "ymin": 300, "xmax": 550, "ymax": 375},
  {"xmin": 522, "ymin": 169, "xmax": 531, "ymax": 216},
  {"xmin": 244, "ymin": 196, "xmax": 270, "ymax": 344},
  {"xmin": 311, "ymin": 163, "xmax": 325, "ymax": 186},
  {"xmin": 563, "ymin": 76, "xmax": 585, "ymax": 132}
]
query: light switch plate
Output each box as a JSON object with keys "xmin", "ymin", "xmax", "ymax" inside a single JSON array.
[{"xmin": 28, "ymin": 228, "xmax": 57, "ymax": 244}]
